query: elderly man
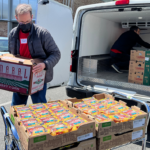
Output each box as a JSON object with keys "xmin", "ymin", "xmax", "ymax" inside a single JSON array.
[{"xmin": 9, "ymin": 4, "xmax": 61, "ymax": 105}]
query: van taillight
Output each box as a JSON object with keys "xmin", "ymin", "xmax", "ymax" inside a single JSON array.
[
  {"xmin": 115, "ymin": 0, "xmax": 129, "ymax": 5},
  {"xmin": 70, "ymin": 50, "xmax": 78, "ymax": 73},
  {"xmin": 70, "ymin": 51, "xmax": 73, "ymax": 72}
]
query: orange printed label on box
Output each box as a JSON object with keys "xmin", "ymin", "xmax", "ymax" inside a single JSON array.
[
  {"xmin": 45, "ymin": 102, "xmax": 62, "ymax": 109},
  {"xmin": 18, "ymin": 111, "xmax": 34, "ymax": 119},
  {"xmin": 44, "ymin": 122, "xmax": 71, "ymax": 136},
  {"xmin": 91, "ymin": 103, "xmax": 106, "ymax": 109},
  {"xmin": 33, "ymin": 110, "xmax": 51, "ymax": 118},
  {"xmin": 38, "ymin": 116, "xmax": 58, "ymax": 124},
  {"xmin": 109, "ymin": 113, "xmax": 131, "ymax": 123},
  {"xmin": 15, "ymin": 106, "xmax": 31, "ymax": 112},
  {"xmin": 20, "ymin": 118, "xmax": 40, "ymax": 127},
  {"xmin": 51, "ymin": 107, "xmax": 67, "ymax": 114},
  {"xmin": 74, "ymin": 102, "xmax": 88, "ymax": 109},
  {"xmin": 55, "ymin": 112, "xmax": 75, "ymax": 121},
  {"xmin": 101, "ymin": 99, "xmax": 117, "ymax": 106},
  {"xmin": 66, "ymin": 117, "xmax": 86, "ymax": 127},
  {"xmin": 29, "ymin": 104, "xmax": 46, "ymax": 111},
  {"xmin": 27, "ymin": 126, "xmax": 47, "ymax": 136},
  {"xmin": 94, "ymin": 114, "xmax": 112, "ymax": 122}
]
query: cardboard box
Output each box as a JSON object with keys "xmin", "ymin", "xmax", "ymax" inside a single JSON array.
[
  {"xmin": 130, "ymin": 50, "xmax": 150, "ymax": 62},
  {"xmin": 128, "ymin": 72, "xmax": 144, "ymax": 85},
  {"xmin": 0, "ymin": 54, "xmax": 46, "ymax": 95},
  {"xmin": 128, "ymin": 72, "xmax": 150, "ymax": 85},
  {"xmin": 10, "ymin": 101, "xmax": 96, "ymax": 150},
  {"xmin": 66, "ymin": 93, "xmax": 114, "ymax": 107},
  {"xmin": 129, "ymin": 61, "xmax": 145, "ymax": 73},
  {"xmin": 128, "ymin": 61, "xmax": 150, "ymax": 85},
  {"xmin": 96, "ymin": 128, "xmax": 145, "ymax": 150},
  {"xmin": 52, "ymin": 138, "xmax": 96, "ymax": 150},
  {"xmin": 90, "ymin": 106, "xmax": 147, "ymax": 138},
  {"xmin": 65, "ymin": 94, "xmax": 147, "ymax": 138},
  {"xmin": 93, "ymin": 93, "xmax": 114, "ymax": 100},
  {"xmin": 129, "ymin": 61, "xmax": 150, "ymax": 74},
  {"xmin": 129, "ymin": 51, "xmax": 150, "ymax": 85}
]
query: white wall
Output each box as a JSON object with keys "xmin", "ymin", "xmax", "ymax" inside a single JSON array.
[
  {"xmin": 79, "ymin": 13, "xmax": 127, "ymax": 57},
  {"xmin": 140, "ymin": 30, "xmax": 150, "ymax": 46}
]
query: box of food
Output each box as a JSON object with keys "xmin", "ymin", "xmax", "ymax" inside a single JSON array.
[
  {"xmin": 128, "ymin": 61, "xmax": 150, "ymax": 85},
  {"xmin": 129, "ymin": 61, "xmax": 150, "ymax": 74},
  {"xmin": 128, "ymin": 72, "xmax": 150, "ymax": 85},
  {"xmin": 129, "ymin": 61, "xmax": 145, "ymax": 72},
  {"xmin": 97, "ymin": 128, "xmax": 145, "ymax": 150},
  {"xmin": 9, "ymin": 101, "xmax": 96, "ymax": 150},
  {"xmin": 89, "ymin": 106, "xmax": 147, "ymax": 138},
  {"xmin": 130, "ymin": 50, "xmax": 150, "ymax": 62},
  {"xmin": 65, "ymin": 94, "xmax": 147, "ymax": 138},
  {"xmin": 128, "ymin": 72, "xmax": 143, "ymax": 85},
  {"xmin": 0, "ymin": 54, "xmax": 46, "ymax": 95}
]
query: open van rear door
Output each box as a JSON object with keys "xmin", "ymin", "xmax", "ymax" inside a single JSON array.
[{"xmin": 36, "ymin": 0, "xmax": 73, "ymax": 88}]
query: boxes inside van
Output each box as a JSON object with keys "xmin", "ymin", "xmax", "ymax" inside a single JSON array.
[{"xmin": 67, "ymin": 1, "xmax": 150, "ymax": 98}]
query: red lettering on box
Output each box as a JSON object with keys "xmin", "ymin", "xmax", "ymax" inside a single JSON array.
[
  {"xmin": 12, "ymin": 67, "xmax": 15, "ymax": 75},
  {"xmin": 18, "ymin": 68, "xmax": 21, "ymax": 75},
  {"xmin": 6, "ymin": 66, "xmax": 9, "ymax": 74},
  {"xmin": 0, "ymin": 65, "xmax": 3, "ymax": 73},
  {"xmin": 24, "ymin": 69, "xmax": 27, "ymax": 78}
]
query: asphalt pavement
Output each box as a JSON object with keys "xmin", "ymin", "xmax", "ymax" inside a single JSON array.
[{"xmin": 0, "ymin": 86, "xmax": 149, "ymax": 150}]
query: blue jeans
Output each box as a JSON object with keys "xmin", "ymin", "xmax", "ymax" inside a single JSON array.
[
  {"xmin": 110, "ymin": 51, "xmax": 130, "ymax": 70},
  {"xmin": 11, "ymin": 83, "xmax": 47, "ymax": 106}
]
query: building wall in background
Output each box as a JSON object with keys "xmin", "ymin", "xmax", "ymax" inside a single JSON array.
[
  {"xmin": 0, "ymin": 0, "xmax": 103, "ymax": 36},
  {"xmin": 0, "ymin": 0, "xmax": 38, "ymax": 37},
  {"xmin": 0, "ymin": 21, "xmax": 7, "ymax": 37}
]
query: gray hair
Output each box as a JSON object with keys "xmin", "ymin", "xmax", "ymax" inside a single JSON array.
[{"xmin": 15, "ymin": 4, "xmax": 32, "ymax": 16}]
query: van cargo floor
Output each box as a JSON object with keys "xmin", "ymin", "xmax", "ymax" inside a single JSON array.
[
  {"xmin": 78, "ymin": 57, "xmax": 150, "ymax": 96},
  {"xmin": 78, "ymin": 55, "xmax": 128, "ymax": 83},
  {"xmin": 79, "ymin": 67, "xmax": 128, "ymax": 83}
]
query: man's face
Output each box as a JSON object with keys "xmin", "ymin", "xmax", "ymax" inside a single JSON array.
[
  {"xmin": 15, "ymin": 12, "xmax": 33, "ymax": 24},
  {"xmin": 135, "ymin": 29, "xmax": 140, "ymax": 35}
]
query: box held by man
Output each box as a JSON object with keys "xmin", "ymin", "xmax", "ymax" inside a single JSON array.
[{"xmin": 0, "ymin": 54, "xmax": 46, "ymax": 95}]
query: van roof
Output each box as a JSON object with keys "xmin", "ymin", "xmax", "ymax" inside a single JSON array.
[{"xmin": 76, "ymin": 0, "xmax": 150, "ymax": 14}]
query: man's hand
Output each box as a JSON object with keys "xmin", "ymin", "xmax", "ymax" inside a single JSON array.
[{"xmin": 32, "ymin": 63, "xmax": 45, "ymax": 74}]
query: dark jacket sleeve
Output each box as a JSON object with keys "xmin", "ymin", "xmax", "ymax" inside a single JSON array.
[
  {"xmin": 8, "ymin": 32, "xmax": 12, "ymax": 53},
  {"xmin": 42, "ymin": 29, "xmax": 61, "ymax": 70},
  {"xmin": 136, "ymin": 35, "xmax": 150, "ymax": 48}
]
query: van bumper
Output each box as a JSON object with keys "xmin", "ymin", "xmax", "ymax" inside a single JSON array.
[{"xmin": 66, "ymin": 86, "xmax": 94, "ymax": 99}]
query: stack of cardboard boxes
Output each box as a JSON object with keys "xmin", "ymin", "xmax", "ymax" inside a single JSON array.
[
  {"xmin": 128, "ymin": 50, "xmax": 150, "ymax": 85},
  {"xmin": 9, "ymin": 93, "xmax": 148, "ymax": 150}
]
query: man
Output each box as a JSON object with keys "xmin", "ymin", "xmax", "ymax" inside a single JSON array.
[
  {"xmin": 9, "ymin": 4, "xmax": 61, "ymax": 105},
  {"xmin": 111, "ymin": 26, "xmax": 150, "ymax": 73}
]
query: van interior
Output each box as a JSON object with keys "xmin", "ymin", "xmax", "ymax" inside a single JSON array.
[{"xmin": 77, "ymin": 7, "xmax": 150, "ymax": 96}]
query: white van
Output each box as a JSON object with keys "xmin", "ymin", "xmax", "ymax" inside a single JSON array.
[
  {"xmin": 65, "ymin": 0, "xmax": 150, "ymax": 103},
  {"xmin": 37, "ymin": 0, "xmax": 150, "ymax": 102}
]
